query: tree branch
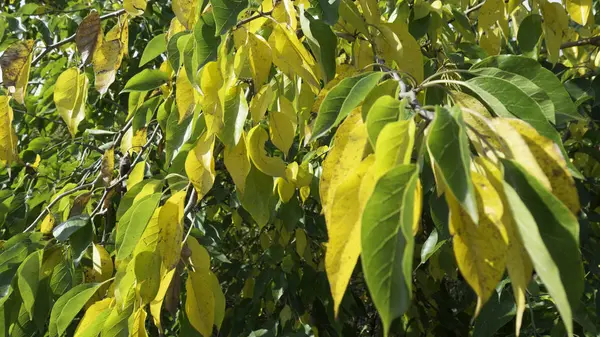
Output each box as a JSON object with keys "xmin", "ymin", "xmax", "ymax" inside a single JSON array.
[
  {"xmin": 31, "ymin": 9, "xmax": 127, "ymax": 66},
  {"xmin": 561, "ymin": 35, "xmax": 600, "ymax": 49},
  {"xmin": 234, "ymin": 10, "xmax": 273, "ymax": 29}
]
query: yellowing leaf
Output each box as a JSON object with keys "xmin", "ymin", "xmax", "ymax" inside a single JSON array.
[
  {"xmin": 249, "ymin": 84, "xmax": 274, "ymax": 123},
  {"xmin": 185, "ymin": 133, "xmax": 216, "ymax": 200},
  {"xmin": 247, "ymin": 32, "xmax": 273, "ymax": 87},
  {"xmin": 173, "ymin": 0, "xmax": 199, "ymax": 29},
  {"xmin": 276, "ymin": 177, "xmax": 295, "ymax": 202},
  {"xmin": 200, "ymin": 61, "xmax": 224, "ymax": 135},
  {"xmin": 448, "ymin": 171, "xmax": 508, "ymax": 316},
  {"xmin": 127, "ymin": 161, "xmax": 146, "ymax": 189},
  {"xmin": 377, "ymin": 22, "xmax": 424, "ymax": 82},
  {"xmin": 224, "ymin": 132, "xmax": 251, "ymax": 195},
  {"xmin": 374, "ymin": 119, "xmax": 415, "ymax": 178},
  {"xmin": 91, "ymin": 243, "xmax": 114, "ymax": 282},
  {"xmin": 358, "ymin": 0, "xmax": 380, "ymax": 25},
  {"xmin": 320, "ymin": 109, "xmax": 369, "ymax": 224},
  {"xmin": 101, "ymin": 147, "xmax": 115, "ymax": 186},
  {"xmin": 540, "ymin": 1, "xmax": 569, "ymax": 64},
  {"xmin": 74, "ymin": 298, "xmax": 113, "ymax": 337},
  {"xmin": 150, "ymin": 268, "xmax": 176, "ymax": 331},
  {"xmin": 40, "ymin": 214, "xmax": 56, "ymax": 235},
  {"xmin": 0, "ymin": 96, "xmax": 18, "ymax": 166},
  {"xmin": 76, "ymin": 11, "xmax": 102, "ymax": 65},
  {"xmin": 60, "ymin": 71, "xmax": 89, "ymax": 137},
  {"xmin": 158, "ymin": 190, "xmax": 187, "ymax": 272},
  {"xmin": 186, "ymin": 270, "xmax": 215, "ymax": 336},
  {"xmin": 0, "ymin": 40, "xmax": 34, "ymax": 90},
  {"xmin": 247, "ymin": 125, "xmax": 287, "ymax": 177},
  {"xmin": 326, "ymin": 155, "xmax": 374, "ymax": 316},
  {"xmin": 269, "ymin": 110, "xmax": 296, "ymax": 156},
  {"xmin": 125, "ymin": 0, "xmax": 147, "ymax": 16},
  {"xmin": 129, "ymin": 308, "xmax": 149, "ymax": 337},
  {"xmin": 505, "ymin": 118, "xmax": 579, "ymax": 215},
  {"xmin": 176, "ymin": 69, "xmax": 197, "ymax": 123},
  {"xmin": 54, "ymin": 68, "xmax": 81, "ymax": 112},
  {"xmin": 93, "ymin": 39, "xmax": 123, "ymax": 94},
  {"xmin": 272, "ymin": 0, "xmax": 298, "ymax": 30},
  {"xmin": 566, "ymin": 0, "xmax": 592, "ymax": 26},
  {"xmin": 268, "ymin": 23, "xmax": 320, "ymax": 90}
]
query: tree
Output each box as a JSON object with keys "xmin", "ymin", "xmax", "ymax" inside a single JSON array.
[{"xmin": 0, "ymin": 0, "xmax": 600, "ymax": 335}]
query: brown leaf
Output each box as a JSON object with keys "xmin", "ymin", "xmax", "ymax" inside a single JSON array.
[
  {"xmin": 0, "ymin": 40, "xmax": 34, "ymax": 88},
  {"xmin": 76, "ymin": 11, "xmax": 102, "ymax": 65}
]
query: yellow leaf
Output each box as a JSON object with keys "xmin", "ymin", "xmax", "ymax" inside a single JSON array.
[
  {"xmin": 129, "ymin": 308, "xmax": 149, "ymax": 337},
  {"xmin": 268, "ymin": 23, "xmax": 320, "ymax": 91},
  {"xmin": 269, "ymin": 110, "xmax": 296, "ymax": 156},
  {"xmin": 186, "ymin": 270, "xmax": 216, "ymax": 337},
  {"xmin": 40, "ymin": 214, "xmax": 55, "ymax": 235},
  {"xmin": 93, "ymin": 39, "xmax": 123, "ymax": 94},
  {"xmin": 358, "ymin": 0, "xmax": 380, "ymax": 25},
  {"xmin": 480, "ymin": 26, "xmax": 502, "ymax": 56},
  {"xmin": 299, "ymin": 185, "xmax": 310, "ymax": 203},
  {"xmin": 249, "ymin": 84, "xmax": 274, "ymax": 123},
  {"xmin": 475, "ymin": 157, "xmax": 532, "ymax": 336},
  {"xmin": 505, "ymin": 118, "xmax": 580, "ymax": 215},
  {"xmin": 150, "ymin": 268, "xmax": 176, "ymax": 331},
  {"xmin": 377, "ymin": 22, "xmax": 424, "ymax": 82},
  {"xmin": 247, "ymin": 32, "xmax": 273, "ymax": 87},
  {"xmin": 272, "ymin": 0, "xmax": 298, "ymax": 30},
  {"xmin": 566, "ymin": 0, "xmax": 592, "ymax": 26},
  {"xmin": 124, "ymin": 0, "xmax": 147, "ymax": 16},
  {"xmin": 91, "ymin": 243, "xmax": 114, "ymax": 282},
  {"xmin": 187, "ymin": 236, "xmax": 211, "ymax": 271},
  {"xmin": 276, "ymin": 177, "xmax": 295, "ymax": 202},
  {"xmin": 133, "ymin": 179, "xmax": 163, "ymax": 205},
  {"xmin": 295, "ymin": 228, "xmax": 307, "ymax": 256},
  {"xmin": 176, "ymin": 69, "xmax": 197, "ymax": 123},
  {"xmin": 158, "ymin": 190, "xmax": 187, "ymax": 272},
  {"xmin": 492, "ymin": 119, "xmax": 552, "ymax": 190},
  {"xmin": 326, "ymin": 155, "xmax": 374, "ymax": 316},
  {"xmin": 224, "ymin": 132, "xmax": 251, "ymax": 195},
  {"xmin": 101, "ymin": 148, "xmax": 114, "ymax": 186},
  {"xmin": 247, "ymin": 125, "xmax": 287, "ymax": 177},
  {"xmin": 413, "ymin": 179, "xmax": 423, "ymax": 236},
  {"xmin": 74, "ymin": 298, "xmax": 113, "ymax": 337},
  {"xmin": 173, "ymin": 0, "xmax": 199, "ymax": 29},
  {"xmin": 353, "ymin": 39, "xmax": 374, "ymax": 71},
  {"xmin": 448, "ymin": 171, "xmax": 508, "ymax": 316},
  {"xmin": 61, "ymin": 72, "xmax": 89, "ymax": 137},
  {"xmin": 127, "ymin": 161, "xmax": 146, "ymax": 189},
  {"xmin": 12, "ymin": 47, "xmax": 32, "ymax": 105},
  {"xmin": 185, "ymin": 133, "xmax": 216, "ymax": 201},
  {"xmin": 0, "ymin": 96, "xmax": 18, "ymax": 166},
  {"xmin": 374, "ymin": 119, "xmax": 415, "ymax": 178},
  {"xmin": 320, "ymin": 108, "xmax": 369, "ymax": 224},
  {"xmin": 0, "ymin": 40, "xmax": 34, "ymax": 91},
  {"xmin": 133, "ymin": 207, "xmax": 161, "ymax": 256},
  {"xmin": 200, "ymin": 62, "xmax": 224, "ymax": 136},
  {"xmin": 54, "ymin": 68, "xmax": 81, "ymax": 112},
  {"xmin": 540, "ymin": 1, "xmax": 569, "ymax": 64},
  {"xmin": 76, "ymin": 11, "xmax": 102, "ymax": 65}
]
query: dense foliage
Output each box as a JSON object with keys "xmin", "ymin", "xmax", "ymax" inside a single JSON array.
[{"xmin": 1, "ymin": 0, "xmax": 600, "ymax": 336}]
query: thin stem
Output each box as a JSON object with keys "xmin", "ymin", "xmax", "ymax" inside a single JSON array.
[{"xmin": 234, "ymin": 10, "xmax": 273, "ymax": 29}]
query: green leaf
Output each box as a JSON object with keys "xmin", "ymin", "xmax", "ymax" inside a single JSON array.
[
  {"xmin": 311, "ymin": 71, "xmax": 384, "ymax": 141},
  {"xmin": 116, "ymin": 193, "xmax": 162, "ymax": 261},
  {"xmin": 221, "ymin": 85, "xmax": 249, "ymax": 148},
  {"xmin": 240, "ymin": 164, "xmax": 276, "ymax": 228},
  {"xmin": 167, "ymin": 31, "xmax": 189, "ymax": 72},
  {"xmin": 361, "ymin": 164, "xmax": 419, "ymax": 336},
  {"xmin": 419, "ymin": 228, "xmax": 445, "ymax": 264},
  {"xmin": 52, "ymin": 215, "xmax": 90, "ymax": 242},
  {"xmin": 184, "ymin": 12, "xmax": 220, "ymax": 86},
  {"xmin": 49, "ymin": 283, "xmax": 102, "ymax": 337},
  {"xmin": 300, "ymin": 10, "xmax": 337, "ymax": 84},
  {"xmin": 503, "ymin": 159, "xmax": 584, "ymax": 336},
  {"xmin": 210, "ymin": 0, "xmax": 249, "ymax": 36},
  {"xmin": 360, "ymin": 79, "xmax": 399, "ymax": 121},
  {"xmin": 16, "ymin": 250, "xmax": 41, "ymax": 319},
  {"xmin": 426, "ymin": 106, "xmax": 478, "ymax": 224},
  {"xmin": 122, "ymin": 69, "xmax": 169, "ymax": 92},
  {"xmin": 517, "ymin": 14, "xmax": 543, "ymax": 58},
  {"xmin": 319, "ymin": 0, "xmax": 340, "ymax": 25},
  {"xmin": 166, "ymin": 104, "xmax": 194, "ymax": 164},
  {"xmin": 134, "ymin": 251, "xmax": 161, "ymax": 304},
  {"xmin": 139, "ymin": 33, "xmax": 167, "ymax": 67},
  {"xmin": 473, "ymin": 291, "xmax": 516, "ymax": 337},
  {"xmin": 365, "ymin": 96, "xmax": 405, "ymax": 146},
  {"xmin": 471, "ymin": 55, "xmax": 582, "ymax": 124}
]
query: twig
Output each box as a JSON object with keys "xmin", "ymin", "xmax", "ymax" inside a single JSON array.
[
  {"xmin": 234, "ymin": 10, "xmax": 273, "ymax": 29},
  {"xmin": 31, "ymin": 9, "xmax": 126, "ymax": 66},
  {"xmin": 465, "ymin": 1, "xmax": 486, "ymax": 16},
  {"xmin": 561, "ymin": 35, "xmax": 600, "ymax": 49}
]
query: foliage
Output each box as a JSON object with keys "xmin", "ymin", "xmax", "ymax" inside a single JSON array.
[{"xmin": 1, "ymin": 0, "xmax": 600, "ymax": 336}]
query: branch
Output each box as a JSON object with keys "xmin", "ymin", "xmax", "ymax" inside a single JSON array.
[
  {"xmin": 561, "ymin": 35, "xmax": 600, "ymax": 49},
  {"xmin": 31, "ymin": 9, "xmax": 127, "ymax": 66},
  {"xmin": 234, "ymin": 10, "xmax": 272, "ymax": 29}
]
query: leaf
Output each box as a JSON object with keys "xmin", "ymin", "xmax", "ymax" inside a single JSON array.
[
  {"xmin": 128, "ymin": 308, "xmax": 149, "ymax": 337},
  {"xmin": 117, "ymin": 193, "xmax": 162, "ymax": 261},
  {"xmin": 176, "ymin": 69, "xmax": 197, "ymax": 123},
  {"xmin": 566, "ymin": 0, "xmax": 592, "ymax": 26},
  {"xmin": 224, "ymin": 132, "xmax": 251, "ymax": 195},
  {"xmin": 374, "ymin": 119, "xmax": 415, "ymax": 178},
  {"xmin": 269, "ymin": 110, "xmax": 296, "ymax": 157},
  {"xmin": 91, "ymin": 243, "xmax": 113, "ymax": 282},
  {"xmin": 320, "ymin": 109, "xmax": 369, "ymax": 224},
  {"xmin": 0, "ymin": 40, "xmax": 34, "ymax": 89},
  {"xmin": 471, "ymin": 55, "xmax": 582, "ymax": 124},
  {"xmin": 361, "ymin": 164, "xmax": 420, "ymax": 336},
  {"xmin": 0, "ymin": 96, "xmax": 18, "ymax": 166},
  {"xmin": 93, "ymin": 39, "xmax": 124, "ymax": 95},
  {"xmin": 17, "ymin": 250, "xmax": 41, "ymax": 319},
  {"xmin": 124, "ymin": 0, "xmax": 147, "ymax": 16},
  {"xmin": 300, "ymin": 10, "xmax": 337, "ymax": 84},
  {"xmin": 101, "ymin": 147, "xmax": 114, "ymax": 185},
  {"xmin": 140, "ymin": 34, "xmax": 167, "ymax": 67},
  {"xmin": 448, "ymin": 171, "xmax": 508, "ymax": 316},
  {"xmin": 268, "ymin": 23, "xmax": 320, "ymax": 90},
  {"xmin": 173, "ymin": 0, "xmax": 200, "ymax": 29},
  {"xmin": 311, "ymin": 72, "xmax": 384, "ymax": 141},
  {"xmin": 221, "ymin": 85, "xmax": 249, "ymax": 148},
  {"xmin": 185, "ymin": 133, "xmax": 216, "ymax": 200},
  {"xmin": 326, "ymin": 155, "xmax": 374, "ymax": 315},
  {"xmin": 319, "ymin": 0, "xmax": 341, "ymax": 25},
  {"xmin": 517, "ymin": 14, "xmax": 543, "ymax": 58},
  {"xmin": 190, "ymin": 13, "xmax": 220, "ymax": 79},
  {"xmin": 426, "ymin": 106, "xmax": 478, "ymax": 223},
  {"xmin": 157, "ymin": 190, "xmax": 187, "ymax": 272},
  {"xmin": 339, "ymin": 0, "xmax": 369, "ymax": 36},
  {"xmin": 127, "ymin": 161, "xmax": 146, "ymax": 189},
  {"xmin": 74, "ymin": 298, "xmax": 112, "ymax": 337},
  {"xmin": 150, "ymin": 268, "xmax": 176, "ymax": 331},
  {"xmin": 249, "ymin": 85, "xmax": 274, "ymax": 123},
  {"xmin": 101, "ymin": 290, "xmax": 135, "ymax": 337},
  {"xmin": 186, "ymin": 270, "xmax": 215, "ymax": 337},
  {"xmin": 211, "ymin": 0, "xmax": 249, "ymax": 35},
  {"xmin": 123, "ymin": 69, "xmax": 170, "ymax": 92},
  {"xmin": 54, "ymin": 68, "xmax": 81, "ymax": 113},
  {"xmin": 49, "ymin": 283, "xmax": 102, "ymax": 337},
  {"xmin": 244, "ymin": 31, "xmax": 272, "ymax": 87},
  {"xmin": 540, "ymin": 1, "xmax": 569, "ymax": 64},
  {"xmin": 365, "ymin": 96, "xmax": 404, "ymax": 146},
  {"xmin": 53, "ymin": 214, "xmax": 90, "ymax": 242},
  {"xmin": 241, "ymin": 164, "xmax": 276, "ymax": 228},
  {"xmin": 246, "ymin": 125, "xmax": 287, "ymax": 177},
  {"xmin": 75, "ymin": 12, "xmax": 101, "ymax": 65},
  {"xmin": 377, "ymin": 22, "xmax": 424, "ymax": 82},
  {"xmin": 503, "ymin": 159, "xmax": 583, "ymax": 318},
  {"xmin": 135, "ymin": 251, "xmax": 162, "ymax": 304}
]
